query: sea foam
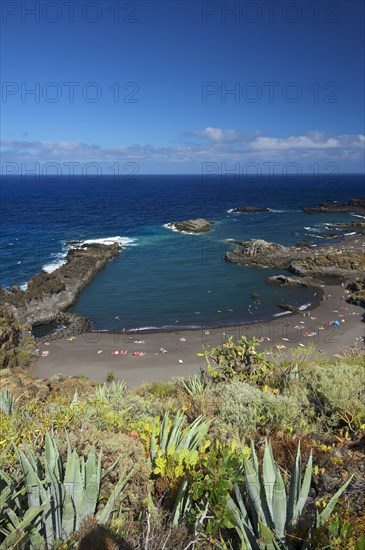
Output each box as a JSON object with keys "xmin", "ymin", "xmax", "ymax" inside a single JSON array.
[
  {"xmin": 163, "ymin": 223, "xmax": 196, "ymax": 235},
  {"xmin": 42, "ymin": 236, "xmax": 136, "ymax": 274},
  {"xmin": 298, "ymin": 303, "xmax": 311, "ymax": 311}
]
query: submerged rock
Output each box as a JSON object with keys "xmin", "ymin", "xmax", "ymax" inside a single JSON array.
[
  {"xmin": 267, "ymin": 275, "xmax": 321, "ymax": 288},
  {"xmin": 232, "ymin": 206, "xmax": 269, "ymax": 213},
  {"xmin": 277, "ymin": 303, "xmax": 300, "ymax": 313},
  {"xmin": 166, "ymin": 218, "xmax": 213, "ymax": 233}
]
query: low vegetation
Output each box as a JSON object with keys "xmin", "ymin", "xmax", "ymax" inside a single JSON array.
[{"xmin": 1, "ymin": 337, "xmax": 365, "ymax": 549}]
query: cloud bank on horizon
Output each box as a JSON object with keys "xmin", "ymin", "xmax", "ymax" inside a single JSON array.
[{"xmin": 1, "ymin": 129, "xmax": 364, "ymax": 174}]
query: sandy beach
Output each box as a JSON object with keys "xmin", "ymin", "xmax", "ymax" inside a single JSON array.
[{"xmin": 31, "ymin": 282, "xmax": 364, "ymax": 386}]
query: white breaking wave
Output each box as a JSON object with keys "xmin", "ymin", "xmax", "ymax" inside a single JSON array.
[
  {"xmin": 20, "ymin": 282, "xmax": 28, "ymax": 291},
  {"xmin": 351, "ymin": 214, "xmax": 365, "ymax": 219},
  {"xmin": 163, "ymin": 223, "xmax": 196, "ymax": 235},
  {"xmin": 42, "ymin": 236, "xmax": 136, "ymax": 274},
  {"xmin": 42, "ymin": 253, "xmax": 68, "ymax": 274},
  {"xmin": 298, "ymin": 303, "xmax": 311, "ymax": 311},
  {"xmin": 273, "ymin": 311, "xmax": 292, "ymax": 317},
  {"xmin": 71, "ymin": 236, "xmax": 136, "ymax": 247},
  {"xmin": 268, "ymin": 208, "xmax": 301, "ymax": 213},
  {"xmin": 344, "ymin": 231, "xmax": 357, "ymax": 236}
]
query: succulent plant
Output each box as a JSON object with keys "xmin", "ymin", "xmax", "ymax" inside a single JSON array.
[
  {"xmin": 1, "ymin": 431, "xmax": 134, "ymax": 547},
  {"xmin": 0, "ymin": 388, "xmax": 15, "ymax": 415},
  {"xmin": 149, "ymin": 411, "xmax": 211, "ymax": 463},
  {"xmin": 226, "ymin": 440, "xmax": 353, "ymax": 549}
]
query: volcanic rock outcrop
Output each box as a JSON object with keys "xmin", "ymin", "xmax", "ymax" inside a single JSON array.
[
  {"xmin": 302, "ymin": 197, "xmax": 365, "ymax": 214},
  {"xmin": 231, "ymin": 206, "xmax": 269, "ymax": 213},
  {"xmin": 166, "ymin": 219, "xmax": 213, "ymax": 233},
  {"xmin": 225, "ymin": 238, "xmax": 365, "ymax": 279}
]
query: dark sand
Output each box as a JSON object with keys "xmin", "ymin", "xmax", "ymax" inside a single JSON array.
[{"xmin": 32, "ymin": 283, "xmax": 364, "ymax": 386}]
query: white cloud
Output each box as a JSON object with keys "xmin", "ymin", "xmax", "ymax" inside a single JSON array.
[
  {"xmin": 1, "ymin": 130, "xmax": 364, "ymax": 172},
  {"xmin": 189, "ymin": 127, "xmax": 239, "ymax": 142},
  {"xmin": 250, "ymin": 133, "xmax": 364, "ymax": 151}
]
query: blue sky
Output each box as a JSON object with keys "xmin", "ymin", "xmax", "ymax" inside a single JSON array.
[{"xmin": 1, "ymin": 0, "xmax": 364, "ymax": 174}]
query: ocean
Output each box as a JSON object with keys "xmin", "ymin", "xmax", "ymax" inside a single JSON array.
[{"xmin": 1, "ymin": 174, "xmax": 364, "ymax": 331}]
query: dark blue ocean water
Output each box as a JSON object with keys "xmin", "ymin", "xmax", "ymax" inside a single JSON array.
[{"xmin": 1, "ymin": 174, "xmax": 364, "ymax": 330}]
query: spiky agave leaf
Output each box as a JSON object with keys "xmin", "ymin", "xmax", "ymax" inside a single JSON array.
[
  {"xmin": 316, "ymin": 475, "xmax": 353, "ymax": 526},
  {"xmin": 263, "ymin": 440, "xmax": 276, "ymax": 522},
  {"xmin": 272, "ymin": 468, "xmax": 286, "ymax": 540},
  {"xmin": 159, "ymin": 412, "xmax": 171, "ymax": 451},
  {"xmin": 44, "ymin": 459, "xmax": 64, "ymax": 541},
  {"xmin": 286, "ymin": 443, "xmax": 301, "ymax": 530},
  {"xmin": 80, "ymin": 446, "xmax": 102, "ymax": 519},
  {"xmin": 226, "ymin": 493, "xmax": 261, "ymax": 550},
  {"xmin": 172, "ymin": 477, "xmax": 189, "ymax": 525},
  {"xmin": 178, "ymin": 415, "xmax": 211, "ymax": 451},
  {"xmin": 293, "ymin": 450, "xmax": 312, "ymax": 526},
  {"xmin": 168, "ymin": 412, "xmax": 185, "ymax": 449},
  {"xmin": 0, "ymin": 502, "xmax": 47, "ymax": 550},
  {"xmin": 97, "ymin": 466, "xmax": 136, "ymax": 524}
]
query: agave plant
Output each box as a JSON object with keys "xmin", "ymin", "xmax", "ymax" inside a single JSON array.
[
  {"xmin": 179, "ymin": 374, "xmax": 208, "ymax": 397},
  {"xmin": 149, "ymin": 411, "xmax": 211, "ymax": 463},
  {"xmin": 226, "ymin": 440, "xmax": 353, "ymax": 549},
  {"xmin": 0, "ymin": 388, "xmax": 15, "ymax": 415},
  {"xmin": 149, "ymin": 412, "xmax": 211, "ymax": 526},
  {"xmin": 95, "ymin": 380, "xmax": 128, "ymax": 402},
  {"xmin": 1, "ymin": 431, "xmax": 134, "ymax": 548},
  {"xmin": 0, "ymin": 466, "xmax": 46, "ymax": 549}
]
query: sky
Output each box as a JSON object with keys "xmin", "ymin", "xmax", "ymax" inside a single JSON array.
[{"xmin": 1, "ymin": 0, "xmax": 364, "ymax": 175}]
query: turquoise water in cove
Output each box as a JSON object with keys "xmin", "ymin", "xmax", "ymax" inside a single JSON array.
[{"xmin": 1, "ymin": 174, "xmax": 364, "ymax": 330}]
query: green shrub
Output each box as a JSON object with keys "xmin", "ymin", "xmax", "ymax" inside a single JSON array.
[
  {"xmin": 300, "ymin": 359, "xmax": 365, "ymax": 433},
  {"xmin": 106, "ymin": 371, "xmax": 115, "ymax": 382},
  {"xmin": 216, "ymin": 382, "xmax": 305, "ymax": 440}
]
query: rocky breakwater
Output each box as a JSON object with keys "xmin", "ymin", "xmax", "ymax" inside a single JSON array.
[
  {"xmin": 165, "ymin": 218, "xmax": 213, "ymax": 233},
  {"xmin": 225, "ymin": 238, "xmax": 365, "ymax": 279},
  {"xmin": 0, "ymin": 239, "xmax": 122, "ymax": 328},
  {"xmin": 302, "ymin": 197, "xmax": 365, "ymax": 214}
]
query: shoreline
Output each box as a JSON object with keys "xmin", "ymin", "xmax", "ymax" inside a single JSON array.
[{"xmin": 31, "ymin": 281, "xmax": 364, "ymax": 387}]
